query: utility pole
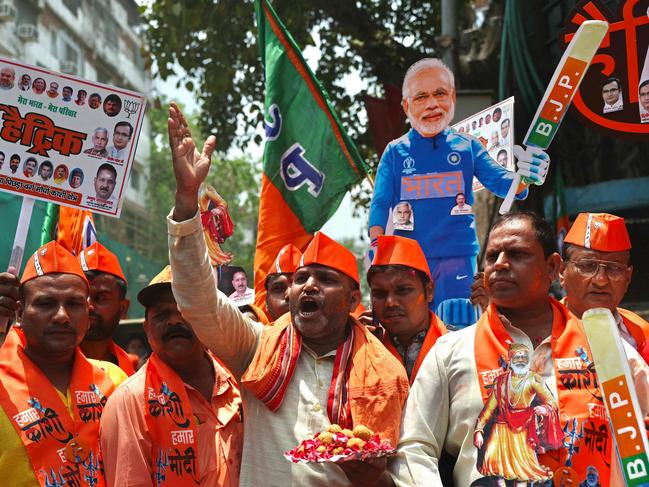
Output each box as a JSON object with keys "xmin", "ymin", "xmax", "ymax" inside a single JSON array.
[{"xmin": 440, "ymin": 0, "xmax": 458, "ymax": 75}]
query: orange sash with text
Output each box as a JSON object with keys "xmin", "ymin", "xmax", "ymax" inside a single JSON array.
[
  {"xmin": 0, "ymin": 338, "xmax": 114, "ymax": 487},
  {"xmin": 474, "ymin": 299, "xmax": 612, "ymax": 482}
]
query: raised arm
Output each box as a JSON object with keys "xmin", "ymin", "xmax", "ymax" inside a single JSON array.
[{"xmin": 167, "ymin": 103, "xmax": 260, "ymax": 377}]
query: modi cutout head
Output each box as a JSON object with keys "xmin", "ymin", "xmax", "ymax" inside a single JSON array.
[
  {"xmin": 18, "ymin": 241, "xmax": 90, "ymax": 363},
  {"xmin": 401, "ymin": 58, "xmax": 456, "ymax": 137},
  {"xmin": 288, "ymin": 232, "xmax": 361, "ymax": 354},
  {"xmin": 483, "ymin": 211, "xmax": 561, "ymax": 311},
  {"xmin": 559, "ymin": 212, "xmax": 632, "ymax": 319}
]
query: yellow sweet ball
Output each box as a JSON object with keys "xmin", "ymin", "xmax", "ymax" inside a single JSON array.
[
  {"xmin": 341, "ymin": 428, "xmax": 354, "ymax": 437},
  {"xmin": 352, "ymin": 425, "xmax": 373, "ymax": 440},
  {"xmin": 347, "ymin": 437, "xmax": 366, "ymax": 450},
  {"xmin": 333, "ymin": 447, "xmax": 344, "ymax": 455},
  {"xmin": 317, "ymin": 431, "xmax": 334, "ymax": 444},
  {"xmin": 316, "ymin": 445, "xmax": 327, "ymax": 453},
  {"xmin": 327, "ymin": 424, "xmax": 343, "ymax": 433}
]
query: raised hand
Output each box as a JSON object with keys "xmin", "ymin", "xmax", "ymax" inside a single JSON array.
[{"xmin": 168, "ymin": 102, "xmax": 217, "ymax": 221}]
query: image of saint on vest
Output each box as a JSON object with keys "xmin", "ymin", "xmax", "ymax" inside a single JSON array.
[{"xmin": 472, "ymin": 343, "xmax": 565, "ymax": 486}]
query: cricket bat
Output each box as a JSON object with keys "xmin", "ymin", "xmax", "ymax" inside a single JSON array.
[
  {"xmin": 499, "ymin": 20, "xmax": 608, "ymax": 214},
  {"xmin": 582, "ymin": 308, "xmax": 649, "ymax": 486}
]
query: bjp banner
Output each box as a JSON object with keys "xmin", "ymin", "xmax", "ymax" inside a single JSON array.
[{"xmin": 253, "ymin": 0, "xmax": 368, "ymax": 305}]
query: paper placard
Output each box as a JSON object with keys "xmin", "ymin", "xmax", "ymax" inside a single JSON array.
[{"xmin": 0, "ymin": 57, "xmax": 146, "ymax": 217}]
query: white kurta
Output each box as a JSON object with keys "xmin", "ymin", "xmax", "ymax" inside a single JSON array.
[
  {"xmin": 168, "ymin": 211, "xmax": 352, "ymax": 486},
  {"xmin": 389, "ymin": 313, "xmax": 649, "ymax": 486}
]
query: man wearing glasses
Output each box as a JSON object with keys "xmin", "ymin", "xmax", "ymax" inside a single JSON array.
[
  {"xmin": 369, "ymin": 58, "xmax": 549, "ymax": 325},
  {"xmin": 601, "ymin": 77, "xmax": 623, "ymax": 114},
  {"xmin": 560, "ymin": 212, "xmax": 648, "ymax": 362}
]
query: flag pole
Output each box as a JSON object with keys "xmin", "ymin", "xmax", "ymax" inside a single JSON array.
[{"xmin": 8, "ymin": 196, "xmax": 35, "ymax": 274}]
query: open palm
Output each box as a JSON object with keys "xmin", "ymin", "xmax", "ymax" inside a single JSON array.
[{"xmin": 168, "ymin": 102, "xmax": 216, "ymax": 193}]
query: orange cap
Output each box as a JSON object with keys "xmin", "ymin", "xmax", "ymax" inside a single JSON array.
[
  {"xmin": 300, "ymin": 232, "xmax": 359, "ymax": 285},
  {"xmin": 21, "ymin": 241, "xmax": 89, "ymax": 287},
  {"xmin": 370, "ymin": 235, "xmax": 431, "ymax": 280},
  {"xmin": 564, "ymin": 212, "xmax": 631, "ymax": 252},
  {"xmin": 267, "ymin": 244, "xmax": 302, "ymax": 275},
  {"xmin": 137, "ymin": 265, "xmax": 173, "ymax": 307},
  {"xmin": 78, "ymin": 242, "xmax": 127, "ymax": 283}
]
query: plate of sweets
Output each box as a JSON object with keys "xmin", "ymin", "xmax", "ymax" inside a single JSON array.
[{"xmin": 285, "ymin": 424, "xmax": 396, "ymax": 464}]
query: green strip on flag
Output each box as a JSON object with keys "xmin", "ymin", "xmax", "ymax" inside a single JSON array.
[{"xmin": 255, "ymin": 0, "xmax": 367, "ymax": 233}]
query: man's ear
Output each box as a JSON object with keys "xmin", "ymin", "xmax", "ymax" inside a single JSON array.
[
  {"xmin": 402, "ymin": 98, "xmax": 409, "ymax": 117},
  {"xmin": 548, "ymin": 252, "xmax": 562, "ymax": 282},
  {"xmin": 119, "ymin": 298, "xmax": 130, "ymax": 320},
  {"xmin": 558, "ymin": 259, "xmax": 568, "ymax": 288},
  {"xmin": 349, "ymin": 288, "xmax": 362, "ymax": 313},
  {"xmin": 425, "ymin": 280, "xmax": 435, "ymax": 304}
]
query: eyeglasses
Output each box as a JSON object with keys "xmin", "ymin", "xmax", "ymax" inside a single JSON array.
[
  {"xmin": 567, "ymin": 259, "xmax": 629, "ymax": 281},
  {"xmin": 410, "ymin": 89, "xmax": 453, "ymax": 105}
]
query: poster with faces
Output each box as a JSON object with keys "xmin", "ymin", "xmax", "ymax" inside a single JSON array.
[
  {"xmin": 0, "ymin": 57, "xmax": 146, "ymax": 217},
  {"xmin": 452, "ymin": 97, "xmax": 515, "ymax": 192}
]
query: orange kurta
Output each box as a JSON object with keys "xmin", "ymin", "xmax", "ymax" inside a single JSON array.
[{"xmin": 100, "ymin": 355, "xmax": 243, "ymax": 487}]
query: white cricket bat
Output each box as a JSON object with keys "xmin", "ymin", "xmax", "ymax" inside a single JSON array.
[
  {"xmin": 499, "ymin": 20, "xmax": 608, "ymax": 214},
  {"xmin": 582, "ymin": 308, "xmax": 649, "ymax": 486}
]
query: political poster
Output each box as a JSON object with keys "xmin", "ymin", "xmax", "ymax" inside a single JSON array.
[
  {"xmin": 452, "ymin": 97, "xmax": 515, "ymax": 192},
  {"xmin": 0, "ymin": 57, "xmax": 146, "ymax": 217}
]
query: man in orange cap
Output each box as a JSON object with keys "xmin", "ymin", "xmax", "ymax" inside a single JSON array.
[
  {"xmin": 166, "ymin": 102, "xmax": 408, "ymax": 486},
  {"xmin": 0, "ymin": 242, "xmax": 137, "ymax": 375},
  {"xmin": 388, "ymin": 212, "xmax": 649, "ymax": 487},
  {"xmin": 100, "ymin": 266, "xmax": 243, "ymax": 486},
  {"xmin": 0, "ymin": 241, "xmax": 126, "ymax": 486},
  {"xmin": 366, "ymin": 235, "xmax": 446, "ymax": 382},
  {"xmin": 560, "ymin": 212, "xmax": 649, "ymax": 362},
  {"xmin": 77, "ymin": 242, "xmax": 137, "ymax": 375},
  {"xmin": 261, "ymin": 243, "xmax": 302, "ymax": 320}
]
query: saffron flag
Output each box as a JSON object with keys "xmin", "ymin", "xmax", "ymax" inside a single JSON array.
[
  {"xmin": 253, "ymin": 0, "xmax": 367, "ymax": 306},
  {"xmin": 552, "ymin": 166, "xmax": 569, "ymax": 254},
  {"xmin": 41, "ymin": 203, "xmax": 96, "ymax": 255}
]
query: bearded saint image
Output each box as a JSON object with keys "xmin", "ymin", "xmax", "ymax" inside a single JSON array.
[{"xmin": 473, "ymin": 343, "xmax": 564, "ymax": 486}]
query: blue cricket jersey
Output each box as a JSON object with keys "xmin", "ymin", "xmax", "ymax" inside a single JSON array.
[{"xmin": 369, "ymin": 127, "xmax": 527, "ymax": 258}]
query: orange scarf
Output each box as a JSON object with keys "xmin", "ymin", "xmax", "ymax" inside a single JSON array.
[
  {"xmin": 474, "ymin": 298, "xmax": 611, "ymax": 482},
  {"xmin": 241, "ymin": 314, "xmax": 409, "ymax": 446},
  {"xmin": 382, "ymin": 312, "xmax": 447, "ymax": 383},
  {"xmin": 107, "ymin": 340, "xmax": 136, "ymax": 376},
  {"xmin": 0, "ymin": 339, "xmax": 114, "ymax": 487},
  {"xmin": 144, "ymin": 353, "xmax": 200, "ymax": 486}
]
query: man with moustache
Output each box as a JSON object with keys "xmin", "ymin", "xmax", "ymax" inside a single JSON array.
[
  {"xmin": 94, "ymin": 164, "xmax": 117, "ymax": 203},
  {"xmin": 256, "ymin": 243, "xmax": 302, "ymax": 321},
  {"xmin": 388, "ymin": 212, "xmax": 649, "ymax": 486},
  {"xmin": 366, "ymin": 235, "xmax": 446, "ymax": 382},
  {"xmin": 88, "ymin": 93, "xmax": 102, "ymax": 109},
  {"xmin": 0, "ymin": 241, "xmax": 125, "ymax": 486},
  {"xmin": 9, "ymin": 154, "xmax": 20, "ymax": 174},
  {"xmin": 47, "ymin": 81, "xmax": 59, "ymax": 98},
  {"xmin": 560, "ymin": 212, "xmax": 649, "ymax": 362},
  {"xmin": 368, "ymin": 59, "xmax": 549, "ymax": 321},
  {"xmin": 100, "ymin": 266, "xmax": 243, "ymax": 486},
  {"xmin": 167, "ymin": 102, "xmax": 408, "ymax": 486},
  {"xmin": 23, "ymin": 157, "xmax": 37, "ymax": 177},
  {"xmin": 84, "ymin": 128, "xmax": 110, "ymax": 158}
]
